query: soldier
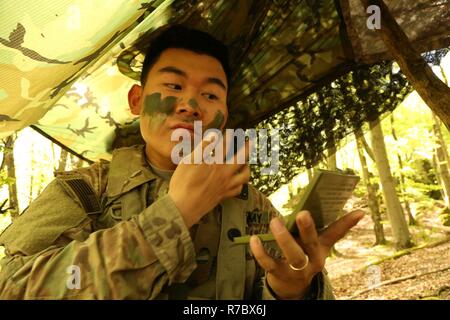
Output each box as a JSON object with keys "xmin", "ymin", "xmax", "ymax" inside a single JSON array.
[{"xmin": 0, "ymin": 25, "xmax": 364, "ymax": 299}]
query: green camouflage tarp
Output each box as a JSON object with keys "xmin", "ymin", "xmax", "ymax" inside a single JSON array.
[{"xmin": 0, "ymin": 0, "xmax": 449, "ymax": 164}]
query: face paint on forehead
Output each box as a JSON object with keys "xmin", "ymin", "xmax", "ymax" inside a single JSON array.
[
  {"xmin": 205, "ymin": 110, "xmax": 225, "ymax": 130},
  {"xmin": 143, "ymin": 92, "xmax": 178, "ymax": 116}
]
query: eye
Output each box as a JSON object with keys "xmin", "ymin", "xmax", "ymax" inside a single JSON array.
[
  {"xmin": 164, "ymin": 83, "xmax": 182, "ymax": 91},
  {"xmin": 203, "ymin": 93, "xmax": 219, "ymax": 101}
]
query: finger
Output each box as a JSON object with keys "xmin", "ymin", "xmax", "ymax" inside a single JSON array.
[
  {"xmin": 222, "ymin": 130, "xmax": 235, "ymax": 163},
  {"xmin": 202, "ymin": 130, "xmax": 223, "ymax": 163},
  {"xmin": 295, "ymin": 211, "xmax": 322, "ymax": 270},
  {"xmin": 225, "ymin": 140, "xmax": 251, "ymax": 178},
  {"xmin": 228, "ymin": 165, "xmax": 250, "ymax": 188},
  {"xmin": 223, "ymin": 133, "xmax": 250, "ymax": 166},
  {"xmin": 185, "ymin": 130, "xmax": 218, "ymax": 164},
  {"xmin": 233, "ymin": 137, "xmax": 250, "ymax": 165},
  {"xmin": 223, "ymin": 184, "xmax": 243, "ymax": 198},
  {"xmin": 270, "ymin": 217, "xmax": 309, "ymax": 272},
  {"xmin": 319, "ymin": 210, "xmax": 365, "ymax": 250},
  {"xmin": 202, "ymin": 130, "xmax": 221, "ymax": 153},
  {"xmin": 249, "ymin": 235, "xmax": 280, "ymax": 275}
]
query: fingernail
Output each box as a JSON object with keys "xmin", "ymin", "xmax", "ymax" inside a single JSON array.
[
  {"xmin": 271, "ymin": 218, "xmax": 285, "ymax": 234},
  {"xmin": 300, "ymin": 212, "xmax": 311, "ymax": 228},
  {"xmin": 251, "ymin": 235, "xmax": 261, "ymax": 246},
  {"xmin": 353, "ymin": 211, "xmax": 365, "ymax": 221}
]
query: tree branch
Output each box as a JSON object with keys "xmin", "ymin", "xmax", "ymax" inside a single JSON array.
[
  {"xmin": 355, "ymin": 128, "xmax": 375, "ymax": 161},
  {"xmin": 360, "ymin": 0, "xmax": 450, "ymax": 130},
  {"xmin": 350, "ymin": 264, "xmax": 450, "ymax": 299}
]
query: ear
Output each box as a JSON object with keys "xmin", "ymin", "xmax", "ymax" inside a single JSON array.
[{"xmin": 128, "ymin": 84, "xmax": 142, "ymax": 115}]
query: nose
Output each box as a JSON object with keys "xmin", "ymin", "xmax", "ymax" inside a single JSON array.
[{"xmin": 175, "ymin": 95, "xmax": 202, "ymax": 120}]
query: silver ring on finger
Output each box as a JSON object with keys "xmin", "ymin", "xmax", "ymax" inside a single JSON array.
[{"xmin": 289, "ymin": 255, "xmax": 309, "ymax": 271}]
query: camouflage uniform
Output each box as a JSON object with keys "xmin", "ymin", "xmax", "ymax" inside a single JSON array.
[{"xmin": 0, "ymin": 145, "xmax": 334, "ymax": 299}]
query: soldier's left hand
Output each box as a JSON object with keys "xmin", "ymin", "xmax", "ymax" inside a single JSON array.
[{"xmin": 250, "ymin": 210, "xmax": 364, "ymax": 299}]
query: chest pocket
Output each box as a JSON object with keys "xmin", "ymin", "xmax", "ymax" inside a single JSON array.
[{"xmin": 97, "ymin": 183, "xmax": 151, "ymax": 229}]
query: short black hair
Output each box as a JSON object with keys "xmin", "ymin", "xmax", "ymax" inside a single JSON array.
[{"xmin": 140, "ymin": 25, "xmax": 231, "ymax": 88}]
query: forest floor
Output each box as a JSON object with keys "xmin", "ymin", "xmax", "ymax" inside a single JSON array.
[{"xmin": 325, "ymin": 198, "xmax": 450, "ymax": 300}]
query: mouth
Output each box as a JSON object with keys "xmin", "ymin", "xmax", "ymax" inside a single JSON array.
[{"xmin": 171, "ymin": 123, "xmax": 195, "ymax": 134}]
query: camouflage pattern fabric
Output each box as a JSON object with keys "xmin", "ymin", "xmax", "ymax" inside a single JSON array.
[
  {"xmin": 251, "ymin": 60, "xmax": 414, "ymax": 194},
  {"xmin": 1, "ymin": 0, "xmax": 448, "ymax": 164},
  {"xmin": 0, "ymin": 145, "xmax": 334, "ymax": 299},
  {"xmin": 342, "ymin": 0, "xmax": 450, "ymax": 64}
]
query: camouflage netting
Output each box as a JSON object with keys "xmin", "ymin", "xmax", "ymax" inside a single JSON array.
[
  {"xmin": 251, "ymin": 61, "xmax": 413, "ymax": 195},
  {"xmin": 0, "ymin": 0, "xmax": 448, "ymax": 193},
  {"xmin": 251, "ymin": 47, "xmax": 449, "ymax": 195}
]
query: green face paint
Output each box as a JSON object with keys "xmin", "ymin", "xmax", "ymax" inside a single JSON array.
[
  {"xmin": 161, "ymin": 96, "xmax": 178, "ymax": 114},
  {"xmin": 143, "ymin": 93, "xmax": 178, "ymax": 116},
  {"xmin": 142, "ymin": 93, "xmax": 224, "ymax": 131},
  {"xmin": 205, "ymin": 110, "xmax": 225, "ymax": 130},
  {"xmin": 142, "ymin": 92, "xmax": 179, "ymax": 131},
  {"xmin": 188, "ymin": 98, "xmax": 199, "ymax": 110}
]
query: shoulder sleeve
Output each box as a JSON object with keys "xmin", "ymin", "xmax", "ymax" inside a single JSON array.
[
  {"xmin": 0, "ymin": 179, "xmax": 88, "ymax": 256},
  {"xmin": 0, "ymin": 159, "xmax": 110, "ymax": 256},
  {"xmin": 0, "ymin": 181, "xmax": 196, "ymax": 299}
]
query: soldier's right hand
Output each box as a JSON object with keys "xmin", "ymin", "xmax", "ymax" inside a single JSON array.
[{"xmin": 168, "ymin": 132, "xmax": 250, "ymax": 228}]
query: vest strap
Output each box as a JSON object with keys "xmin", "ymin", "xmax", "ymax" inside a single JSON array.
[
  {"xmin": 188, "ymin": 209, "xmax": 221, "ymax": 286},
  {"xmin": 216, "ymin": 199, "xmax": 247, "ymax": 299}
]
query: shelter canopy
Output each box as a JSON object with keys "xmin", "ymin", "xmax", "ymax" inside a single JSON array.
[{"xmin": 0, "ymin": 0, "xmax": 448, "ymax": 163}]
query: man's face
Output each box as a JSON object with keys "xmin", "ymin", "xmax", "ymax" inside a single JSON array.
[{"xmin": 129, "ymin": 48, "xmax": 228, "ymax": 168}]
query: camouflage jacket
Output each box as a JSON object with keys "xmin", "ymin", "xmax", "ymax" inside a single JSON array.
[{"xmin": 0, "ymin": 145, "xmax": 334, "ymax": 299}]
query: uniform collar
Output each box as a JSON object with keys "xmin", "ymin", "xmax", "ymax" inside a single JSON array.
[{"xmin": 106, "ymin": 145, "xmax": 159, "ymax": 197}]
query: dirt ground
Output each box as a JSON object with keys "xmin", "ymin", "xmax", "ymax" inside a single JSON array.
[{"xmin": 325, "ymin": 202, "xmax": 450, "ymax": 300}]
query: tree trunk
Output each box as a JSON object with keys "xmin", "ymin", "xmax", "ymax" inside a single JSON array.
[
  {"xmin": 326, "ymin": 142, "xmax": 345, "ymax": 256},
  {"xmin": 399, "ymin": 163, "xmax": 415, "ymax": 225},
  {"xmin": 58, "ymin": 149, "xmax": 69, "ymax": 172},
  {"xmin": 360, "ymin": 132, "xmax": 375, "ymax": 162},
  {"xmin": 369, "ymin": 118, "xmax": 413, "ymax": 249},
  {"xmin": 71, "ymin": 154, "xmax": 84, "ymax": 169},
  {"xmin": 307, "ymin": 168, "xmax": 314, "ymax": 183},
  {"xmin": 355, "ymin": 132, "xmax": 386, "ymax": 245},
  {"xmin": 327, "ymin": 146, "xmax": 337, "ymax": 171},
  {"xmin": 432, "ymin": 113, "xmax": 450, "ymax": 207},
  {"xmin": 4, "ymin": 135, "xmax": 19, "ymax": 218},
  {"xmin": 361, "ymin": 0, "xmax": 450, "ymax": 130},
  {"xmin": 432, "ymin": 154, "xmax": 447, "ymax": 202},
  {"xmin": 390, "ymin": 115, "xmax": 416, "ymax": 225}
]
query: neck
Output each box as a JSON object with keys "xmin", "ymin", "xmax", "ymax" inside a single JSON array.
[{"xmin": 144, "ymin": 144, "xmax": 177, "ymax": 170}]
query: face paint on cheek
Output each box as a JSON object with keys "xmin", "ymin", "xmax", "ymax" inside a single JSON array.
[
  {"xmin": 143, "ymin": 93, "xmax": 177, "ymax": 116},
  {"xmin": 143, "ymin": 93, "xmax": 162, "ymax": 117},
  {"xmin": 205, "ymin": 110, "xmax": 225, "ymax": 130},
  {"xmin": 161, "ymin": 96, "xmax": 178, "ymax": 114},
  {"xmin": 142, "ymin": 93, "xmax": 178, "ymax": 130}
]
